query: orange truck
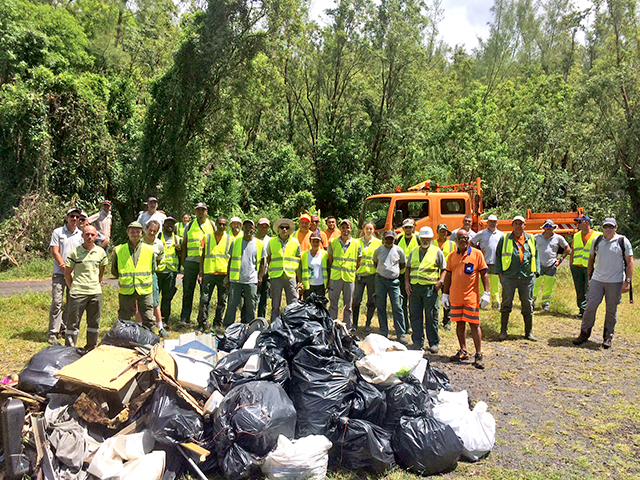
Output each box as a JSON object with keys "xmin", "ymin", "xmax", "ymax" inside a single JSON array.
[{"xmin": 358, "ymin": 178, "xmax": 582, "ymax": 236}]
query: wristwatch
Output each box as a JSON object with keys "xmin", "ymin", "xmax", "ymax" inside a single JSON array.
[{"xmin": 625, "ymin": 278, "xmax": 632, "ymax": 283}]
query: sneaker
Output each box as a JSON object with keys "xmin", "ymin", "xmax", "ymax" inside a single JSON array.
[
  {"xmin": 542, "ymin": 303, "xmax": 550, "ymax": 312},
  {"xmin": 450, "ymin": 349, "xmax": 469, "ymax": 362},
  {"xmin": 442, "ymin": 323, "xmax": 451, "ymax": 331},
  {"xmin": 158, "ymin": 328, "xmax": 169, "ymax": 338},
  {"xmin": 397, "ymin": 335, "xmax": 410, "ymax": 346},
  {"xmin": 429, "ymin": 345, "xmax": 439, "ymax": 354},
  {"xmin": 573, "ymin": 333, "xmax": 589, "ymax": 345},
  {"xmin": 498, "ymin": 331, "xmax": 508, "ymax": 341},
  {"xmin": 575, "ymin": 311, "xmax": 584, "ymax": 319},
  {"xmin": 47, "ymin": 334, "xmax": 59, "ymax": 345},
  {"xmin": 524, "ymin": 332, "xmax": 537, "ymax": 342},
  {"xmin": 602, "ymin": 335, "xmax": 613, "ymax": 349},
  {"xmin": 473, "ymin": 353, "xmax": 485, "ymax": 369}
]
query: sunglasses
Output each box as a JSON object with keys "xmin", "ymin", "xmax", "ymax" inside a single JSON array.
[
  {"xmin": 218, "ymin": 223, "xmax": 227, "ymax": 227},
  {"xmin": 603, "ymin": 225, "xmax": 615, "ymax": 229},
  {"xmin": 311, "ymin": 220, "xmax": 319, "ymax": 223},
  {"xmin": 68, "ymin": 214, "xmax": 80, "ymax": 219},
  {"xmin": 279, "ymin": 226, "xmax": 290, "ymax": 230}
]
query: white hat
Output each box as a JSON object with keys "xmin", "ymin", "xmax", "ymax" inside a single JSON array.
[
  {"xmin": 273, "ymin": 218, "xmax": 294, "ymax": 231},
  {"xmin": 418, "ymin": 226, "xmax": 434, "ymax": 239},
  {"xmin": 229, "ymin": 216, "xmax": 242, "ymax": 224},
  {"xmin": 512, "ymin": 215, "xmax": 526, "ymax": 223},
  {"xmin": 487, "ymin": 214, "xmax": 498, "ymax": 221}
]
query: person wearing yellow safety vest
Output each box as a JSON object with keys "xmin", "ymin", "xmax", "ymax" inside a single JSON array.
[
  {"xmin": 297, "ymin": 230, "xmax": 329, "ymax": 298},
  {"xmin": 156, "ymin": 217, "xmax": 181, "ymax": 330},
  {"xmin": 495, "ymin": 215, "xmax": 541, "ymax": 341},
  {"xmin": 435, "ymin": 224, "xmax": 456, "ymax": 330},
  {"xmin": 570, "ymin": 214, "xmax": 601, "ymax": 318},
  {"xmin": 197, "ymin": 216, "xmax": 230, "ymax": 330},
  {"xmin": 111, "ymin": 221, "xmax": 156, "ymax": 330},
  {"xmin": 141, "ymin": 220, "xmax": 166, "ymax": 337},
  {"xmin": 223, "ymin": 219, "xmax": 265, "ymax": 326},
  {"xmin": 395, "ymin": 218, "xmax": 419, "ymax": 334},
  {"xmin": 176, "ymin": 213, "xmax": 189, "ymax": 238},
  {"xmin": 180, "ymin": 202, "xmax": 215, "ymax": 325},
  {"xmin": 405, "ymin": 226, "xmax": 447, "ymax": 353},
  {"xmin": 471, "ymin": 215, "xmax": 504, "ymax": 310},
  {"xmin": 267, "ymin": 218, "xmax": 301, "ymax": 322},
  {"xmin": 327, "ymin": 219, "xmax": 362, "ymax": 329},
  {"xmin": 353, "ymin": 221, "xmax": 381, "ymax": 331}
]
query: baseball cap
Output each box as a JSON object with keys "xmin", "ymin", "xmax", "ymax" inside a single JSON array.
[
  {"xmin": 147, "ymin": 196, "xmax": 158, "ymax": 203},
  {"xmin": 66, "ymin": 207, "xmax": 81, "ymax": 216},
  {"xmin": 164, "ymin": 216, "xmax": 176, "ymax": 223},
  {"xmin": 230, "ymin": 216, "xmax": 242, "ymax": 224},
  {"xmin": 574, "ymin": 214, "xmax": 591, "ymax": 223},
  {"xmin": 383, "ymin": 230, "xmax": 396, "ymax": 238},
  {"xmin": 419, "ymin": 226, "xmax": 434, "ymax": 238},
  {"xmin": 340, "ymin": 219, "xmax": 352, "ymax": 228},
  {"xmin": 402, "ymin": 218, "xmax": 415, "ymax": 227},
  {"xmin": 257, "ymin": 217, "xmax": 270, "ymax": 226},
  {"xmin": 487, "ymin": 214, "xmax": 498, "ymax": 221},
  {"xmin": 512, "ymin": 215, "xmax": 526, "ymax": 223},
  {"xmin": 602, "ymin": 217, "xmax": 617, "ymax": 227},
  {"xmin": 243, "ymin": 219, "xmax": 255, "ymax": 226},
  {"xmin": 437, "ymin": 224, "xmax": 450, "ymax": 233},
  {"xmin": 103, "ymin": 200, "xmax": 112, "ymax": 205},
  {"xmin": 127, "ymin": 221, "xmax": 144, "ymax": 229},
  {"xmin": 79, "ymin": 211, "xmax": 88, "ymax": 220},
  {"xmin": 542, "ymin": 219, "xmax": 557, "ymax": 229},
  {"xmin": 310, "ymin": 230, "xmax": 322, "ymax": 240},
  {"xmin": 299, "ymin": 213, "xmax": 311, "ymax": 222},
  {"xmin": 195, "ymin": 202, "xmax": 207, "ymax": 209}
]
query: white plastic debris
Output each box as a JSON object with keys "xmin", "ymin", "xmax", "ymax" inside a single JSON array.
[
  {"xmin": 87, "ymin": 431, "xmax": 161, "ymax": 479},
  {"xmin": 262, "ymin": 434, "xmax": 333, "ymax": 480},
  {"xmin": 355, "ymin": 350, "xmax": 424, "ymax": 385}
]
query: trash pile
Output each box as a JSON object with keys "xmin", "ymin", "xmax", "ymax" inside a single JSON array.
[{"xmin": 0, "ymin": 294, "xmax": 496, "ymax": 479}]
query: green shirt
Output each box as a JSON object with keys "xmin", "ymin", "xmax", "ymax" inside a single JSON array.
[
  {"xmin": 495, "ymin": 233, "xmax": 540, "ymax": 279},
  {"xmin": 66, "ymin": 244, "xmax": 108, "ymax": 295}
]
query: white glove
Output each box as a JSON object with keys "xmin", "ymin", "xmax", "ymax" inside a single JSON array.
[
  {"xmin": 480, "ymin": 291, "xmax": 491, "ymax": 309},
  {"xmin": 442, "ymin": 293, "xmax": 450, "ymax": 310}
]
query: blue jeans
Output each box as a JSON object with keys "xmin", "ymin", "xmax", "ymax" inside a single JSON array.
[
  {"xmin": 409, "ymin": 283, "xmax": 439, "ymax": 347},
  {"xmin": 375, "ymin": 275, "xmax": 406, "ymax": 337}
]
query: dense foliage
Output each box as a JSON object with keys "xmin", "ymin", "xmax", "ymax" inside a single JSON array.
[{"xmin": 1, "ymin": 0, "xmax": 639, "ymax": 262}]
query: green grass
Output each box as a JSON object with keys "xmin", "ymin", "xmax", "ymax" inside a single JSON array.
[{"xmin": 0, "ymin": 257, "xmax": 51, "ymax": 281}]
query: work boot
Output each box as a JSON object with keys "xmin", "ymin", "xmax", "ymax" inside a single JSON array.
[
  {"xmin": 523, "ymin": 315, "xmax": 536, "ymax": 341},
  {"xmin": 86, "ymin": 331, "xmax": 99, "ymax": 350},
  {"xmin": 498, "ymin": 313, "xmax": 509, "ymax": 341},
  {"xmin": 65, "ymin": 333, "xmax": 78, "ymax": 347},
  {"xmin": 573, "ymin": 328, "xmax": 591, "ymax": 345},
  {"xmin": 473, "ymin": 353, "xmax": 485, "ymax": 370},
  {"xmin": 602, "ymin": 328, "xmax": 613, "ymax": 349}
]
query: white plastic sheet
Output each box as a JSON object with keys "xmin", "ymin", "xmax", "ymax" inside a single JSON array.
[
  {"xmin": 261, "ymin": 434, "xmax": 332, "ymax": 480},
  {"xmin": 360, "ymin": 333, "xmax": 408, "ymax": 354},
  {"xmin": 355, "ymin": 350, "xmax": 424, "ymax": 385},
  {"xmin": 87, "ymin": 431, "xmax": 164, "ymax": 480}
]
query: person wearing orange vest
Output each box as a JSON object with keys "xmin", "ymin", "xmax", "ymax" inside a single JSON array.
[
  {"xmin": 327, "ymin": 219, "xmax": 362, "ymax": 328},
  {"xmin": 223, "ymin": 219, "xmax": 265, "ymax": 326},
  {"xmin": 267, "ymin": 218, "xmax": 301, "ymax": 321},
  {"xmin": 294, "ymin": 213, "xmax": 314, "ymax": 251},
  {"xmin": 297, "ymin": 231, "xmax": 329, "ymax": 298},
  {"xmin": 197, "ymin": 216, "xmax": 230, "ymax": 330},
  {"xmin": 324, "ymin": 216, "xmax": 340, "ymax": 242},
  {"xmin": 570, "ymin": 214, "xmax": 601, "ymax": 318}
]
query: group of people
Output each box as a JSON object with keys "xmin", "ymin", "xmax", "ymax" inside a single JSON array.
[{"xmin": 48, "ymin": 199, "xmax": 634, "ymax": 371}]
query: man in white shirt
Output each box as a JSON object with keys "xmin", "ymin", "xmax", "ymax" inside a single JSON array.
[
  {"xmin": 451, "ymin": 215, "xmax": 477, "ymax": 241},
  {"xmin": 137, "ymin": 196, "xmax": 166, "ymax": 232},
  {"xmin": 533, "ymin": 220, "xmax": 571, "ymax": 311},
  {"xmin": 471, "ymin": 214, "xmax": 503, "ymax": 308}
]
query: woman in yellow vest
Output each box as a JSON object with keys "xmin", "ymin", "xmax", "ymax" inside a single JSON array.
[
  {"xmin": 267, "ymin": 218, "xmax": 301, "ymax": 322},
  {"xmin": 156, "ymin": 217, "xmax": 181, "ymax": 332},
  {"xmin": 353, "ymin": 221, "xmax": 381, "ymax": 331},
  {"xmin": 297, "ymin": 231, "xmax": 329, "ymax": 298}
]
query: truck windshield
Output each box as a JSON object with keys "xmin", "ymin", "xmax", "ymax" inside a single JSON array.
[{"xmin": 360, "ymin": 197, "xmax": 391, "ymax": 230}]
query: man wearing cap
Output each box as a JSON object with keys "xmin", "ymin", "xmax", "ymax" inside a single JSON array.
[
  {"xmin": 324, "ymin": 216, "xmax": 340, "ymax": 241},
  {"xmin": 87, "ymin": 200, "xmax": 112, "ymax": 252},
  {"xmin": 451, "ymin": 215, "xmax": 477, "ymax": 241},
  {"xmin": 310, "ymin": 214, "xmax": 329, "ymax": 248},
  {"xmin": 574, "ymin": 218, "xmax": 633, "ymax": 349},
  {"xmin": 294, "ymin": 213, "xmax": 315, "ymax": 251},
  {"xmin": 267, "ymin": 218, "xmax": 301, "ymax": 321},
  {"xmin": 180, "ymin": 203, "xmax": 215, "ymax": 325},
  {"xmin": 570, "ymin": 215, "xmax": 602, "ymax": 318},
  {"xmin": 472, "ymin": 214, "xmax": 504, "ymax": 309},
  {"xmin": 395, "ymin": 218, "xmax": 419, "ymax": 331},
  {"xmin": 533, "ymin": 220, "xmax": 571, "ymax": 311},
  {"xmin": 255, "ymin": 218, "xmax": 272, "ymax": 318},
  {"xmin": 443, "ymin": 229, "xmax": 490, "ymax": 369},
  {"xmin": 156, "ymin": 217, "xmax": 181, "ymax": 327},
  {"xmin": 405, "ymin": 226, "xmax": 447, "ymax": 352},
  {"xmin": 112, "ymin": 221, "xmax": 156, "ymax": 329},
  {"xmin": 63, "ymin": 224, "xmax": 107, "ymax": 350},
  {"xmin": 223, "ymin": 220, "xmax": 265, "ymax": 325},
  {"xmin": 197, "ymin": 216, "xmax": 231, "ymax": 330},
  {"xmin": 229, "ymin": 216, "xmax": 243, "ymax": 240},
  {"xmin": 140, "ymin": 220, "xmax": 167, "ymax": 336},
  {"xmin": 298, "ymin": 230, "xmax": 329, "ymax": 298},
  {"xmin": 373, "ymin": 230, "xmax": 408, "ymax": 344},
  {"xmin": 495, "ymin": 216, "xmax": 540, "ymax": 341},
  {"xmin": 137, "ymin": 196, "xmax": 167, "ymax": 232},
  {"xmin": 353, "ymin": 221, "xmax": 381, "ymax": 331},
  {"xmin": 47, "ymin": 207, "xmax": 84, "ymax": 344},
  {"xmin": 328, "ymin": 219, "xmax": 362, "ymax": 328},
  {"xmin": 436, "ymin": 224, "xmax": 456, "ymax": 330}
]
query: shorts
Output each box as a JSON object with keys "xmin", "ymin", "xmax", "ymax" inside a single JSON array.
[
  {"xmin": 152, "ymin": 273, "xmax": 159, "ymax": 307},
  {"xmin": 450, "ymin": 303, "xmax": 480, "ymax": 324}
]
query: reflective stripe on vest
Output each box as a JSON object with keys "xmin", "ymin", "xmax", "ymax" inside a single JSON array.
[
  {"xmin": 229, "ymin": 238, "xmax": 263, "ymax": 282},
  {"xmin": 572, "ymin": 231, "xmax": 602, "ymax": 267},
  {"xmin": 268, "ymin": 237, "xmax": 301, "ymax": 278},
  {"xmin": 157, "ymin": 233, "xmax": 179, "ymax": 272},
  {"xmin": 203, "ymin": 232, "xmax": 231, "ymax": 274},
  {"xmin": 438, "ymin": 239, "xmax": 456, "ymax": 259},
  {"xmin": 501, "ymin": 233, "xmax": 537, "ymax": 273},
  {"xmin": 176, "ymin": 222, "xmax": 185, "ymax": 238},
  {"xmin": 330, "ymin": 237, "xmax": 360, "ymax": 282},
  {"xmin": 409, "ymin": 245, "xmax": 440, "ymax": 285},
  {"xmin": 185, "ymin": 220, "xmax": 214, "ymax": 261},
  {"xmin": 357, "ymin": 237, "xmax": 382, "ymax": 275},
  {"xmin": 116, "ymin": 243, "xmax": 154, "ymax": 295},
  {"xmin": 300, "ymin": 249, "xmax": 328, "ymax": 289},
  {"xmin": 397, "ymin": 234, "xmax": 419, "ymax": 273}
]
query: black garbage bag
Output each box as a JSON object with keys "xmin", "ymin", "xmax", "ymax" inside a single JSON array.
[
  {"xmin": 219, "ymin": 444, "xmax": 262, "ymax": 479},
  {"xmin": 279, "ymin": 294, "xmax": 335, "ymax": 357},
  {"xmin": 147, "ymin": 384, "xmax": 204, "ymax": 445},
  {"xmin": 212, "ymin": 381, "xmax": 296, "ymax": 469},
  {"xmin": 392, "ymin": 414, "xmax": 464, "ymax": 476},
  {"xmin": 333, "ymin": 324, "xmax": 366, "ymax": 362},
  {"xmin": 423, "ymin": 359, "xmax": 453, "ymax": 392},
  {"xmin": 100, "ymin": 319, "xmax": 159, "ymax": 348},
  {"xmin": 208, "ymin": 348, "xmax": 290, "ymax": 394},
  {"xmin": 217, "ymin": 323, "xmax": 250, "ymax": 352},
  {"xmin": 289, "ymin": 345, "xmax": 357, "ymax": 436},
  {"xmin": 326, "ymin": 416, "xmax": 395, "ymax": 473},
  {"xmin": 254, "ymin": 328, "xmax": 290, "ymax": 359},
  {"xmin": 384, "ymin": 374, "xmax": 432, "ymax": 429},
  {"xmin": 349, "ymin": 378, "xmax": 387, "ymax": 426},
  {"xmin": 18, "ymin": 345, "xmax": 83, "ymax": 395}
]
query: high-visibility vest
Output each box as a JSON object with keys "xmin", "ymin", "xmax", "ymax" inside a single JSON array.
[
  {"xmin": 501, "ymin": 233, "xmax": 537, "ymax": 273},
  {"xmin": 157, "ymin": 233, "xmax": 179, "ymax": 272},
  {"xmin": 176, "ymin": 222, "xmax": 186, "ymax": 238},
  {"xmin": 396, "ymin": 233, "xmax": 419, "ymax": 273},
  {"xmin": 330, "ymin": 237, "xmax": 360, "ymax": 282},
  {"xmin": 300, "ymin": 249, "xmax": 328, "ymax": 289},
  {"xmin": 184, "ymin": 220, "xmax": 214, "ymax": 261},
  {"xmin": 115, "ymin": 243, "xmax": 154, "ymax": 295},
  {"xmin": 357, "ymin": 237, "xmax": 382, "ymax": 275},
  {"xmin": 203, "ymin": 232, "xmax": 231, "ymax": 274},
  {"xmin": 409, "ymin": 245, "xmax": 441, "ymax": 285},
  {"xmin": 229, "ymin": 238, "xmax": 263, "ymax": 282},
  {"xmin": 572, "ymin": 230, "xmax": 602, "ymax": 267},
  {"xmin": 268, "ymin": 237, "xmax": 301, "ymax": 278},
  {"xmin": 438, "ymin": 239, "xmax": 456, "ymax": 260}
]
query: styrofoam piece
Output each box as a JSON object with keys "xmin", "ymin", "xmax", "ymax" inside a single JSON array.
[
  {"xmin": 411, "ymin": 357, "xmax": 428, "ymax": 383},
  {"xmin": 355, "ymin": 350, "xmax": 424, "ymax": 385},
  {"xmin": 204, "ymin": 390, "xmax": 225, "ymax": 416},
  {"xmin": 242, "ymin": 330, "xmax": 261, "ymax": 349},
  {"xmin": 162, "ymin": 339, "xmax": 179, "ymax": 352},
  {"xmin": 178, "ymin": 332, "xmax": 197, "ymax": 345},
  {"xmin": 243, "ymin": 353, "xmax": 261, "ymax": 373},
  {"xmin": 169, "ymin": 352, "xmax": 214, "ymax": 395}
]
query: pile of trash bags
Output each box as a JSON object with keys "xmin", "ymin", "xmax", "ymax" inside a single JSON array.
[{"xmin": 2, "ymin": 293, "xmax": 496, "ymax": 480}]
